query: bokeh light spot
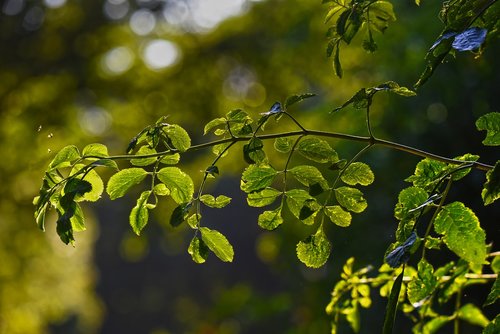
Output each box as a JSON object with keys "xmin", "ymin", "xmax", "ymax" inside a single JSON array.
[
  {"xmin": 129, "ymin": 9, "xmax": 156, "ymax": 35},
  {"xmin": 43, "ymin": 0, "xmax": 66, "ymax": 9},
  {"xmin": 101, "ymin": 46, "xmax": 134, "ymax": 75},
  {"xmin": 143, "ymin": 39, "xmax": 180, "ymax": 70},
  {"xmin": 78, "ymin": 107, "xmax": 112, "ymax": 136},
  {"xmin": 103, "ymin": 0, "xmax": 129, "ymax": 20},
  {"xmin": 2, "ymin": 0, "xmax": 25, "ymax": 16}
]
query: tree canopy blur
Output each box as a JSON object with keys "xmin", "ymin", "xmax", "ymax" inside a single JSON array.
[{"xmin": 1, "ymin": 0, "xmax": 498, "ymax": 333}]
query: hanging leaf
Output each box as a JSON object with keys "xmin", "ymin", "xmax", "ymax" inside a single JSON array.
[
  {"xmin": 284, "ymin": 93, "xmax": 316, "ymax": 108},
  {"xmin": 157, "ymin": 167, "xmax": 194, "ymax": 204},
  {"xmin": 243, "ymin": 137, "xmax": 266, "ymax": 164},
  {"xmin": 286, "ymin": 189, "xmax": 321, "ymax": 224},
  {"xmin": 274, "ymin": 137, "xmax": 294, "ymax": 153},
  {"xmin": 457, "ymin": 303, "xmax": 490, "ymax": 328},
  {"xmin": 407, "ymin": 259, "xmax": 437, "ymax": 305},
  {"xmin": 296, "ymin": 227, "xmax": 331, "ymax": 268},
  {"xmin": 476, "ymin": 112, "xmax": 500, "ymax": 146},
  {"xmin": 382, "ymin": 271, "xmax": 404, "ymax": 334},
  {"xmin": 73, "ymin": 168, "xmax": 104, "ymax": 202},
  {"xmin": 297, "ymin": 137, "xmax": 338, "ymax": 163},
  {"xmin": 484, "ymin": 276, "xmax": 499, "ymax": 306},
  {"xmin": 324, "ymin": 205, "xmax": 352, "ymax": 227},
  {"xmin": 367, "ymin": 1, "xmax": 396, "ymax": 33},
  {"xmin": 258, "ymin": 207, "xmax": 284, "ymax": 230},
  {"xmin": 129, "ymin": 190, "xmax": 151, "ymax": 235},
  {"xmin": 200, "ymin": 194, "xmax": 232, "ymax": 208},
  {"xmin": 334, "ymin": 186, "xmax": 367, "ymax": 213},
  {"xmin": 289, "ymin": 165, "xmax": 329, "ymax": 191},
  {"xmin": 434, "ymin": 202, "xmax": 487, "ymax": 267},
  {"xmin": 341, "ymin": 162, "xmax": 374, "ymax": 186},
  {"xmin": 188, "ymin": 236, "xmax": 209, "ymax": 264},
  {"xmin": 405, "ymin": 158, "xmax": 447, "ymax": 191},
  {"xmin": 421, "ymin": 316, "xmax": 452, "ymax": 334},
  {"xmin": 482, "ymin": 314, "xmax": 500, "ymax": 334},
  {"xmin": 199, "ymin": 227, "xmax": 234, "ymax": 262},
  {"xmin": 106, "ymin": 168, "xmax": 149, "ymax": 200},
  {"xmin": 170, "ymin": 202, "xmax": 192, "ymax": 227},
  {"xmin": 204, "ymin": 117, "xmax": 227, "ymax": 135}
]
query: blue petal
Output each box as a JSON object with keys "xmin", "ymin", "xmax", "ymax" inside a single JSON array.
[
  {"xmin": 452, "ymin": 27, "xmax": 487, "ymax": 51},
  {"xmin": 260, "ymin": 102, "xmax": 282, "ymax": 116}
]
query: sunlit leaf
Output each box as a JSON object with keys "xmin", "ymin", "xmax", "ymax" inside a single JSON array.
[
  {"xmin": 165, "ymin": 124, "xmax": 191, "ymax": 152},
  {"xmin": 458, "ymin": 303, "xmax": 489, "ymax": 328},
  {"xmin": 405, "ymin": 158, "xmax": 447, "ymax": 190},
  {"xmin": 434, "ymin": 202, "xmax": 487, "ymax": 267},
  {"xmin": 421, "ymin": 316, "xmax": 452, "ymax": 334},
  {"xmin": 200, "ymin": 194, "xmax": 232, "ymax": 208},
  {"xmin": 75, "ymin": 168, "xmax": 103, "ymax": 202},
  {"xmin": 408, "ymin": 259, "xmax": 437, "ymax": 305},
  {"xmin": 286, "ymin": 189, "xmax": 321, "ymax": 224},
  {"xmin": 334, "ymin": 186, "xmax": 367, "ymax": 213},
  {"xmin": 129, "ymin": 190, "xmax": 151, "ymax": 235},
  {"xmin": 188, "ymin": 236, "xmax": 209, "ymax": 264},
  {"xmin": 106, "ymin": 168, "xmax": 148, "ymax": 200},
  {"xmin": 341, "ymin": 162, "xmax": 374, "ymax": 186},
  {"xmin": 159, "ymin": 153, "xmax": 180, "ymax": 165},
  {"xmin": 204, "ymin": 117, "xmax": 227, "ymax": 135},
  {"xmin": 274, "ymin": 137, "xmax": 294, "ymax": 153},
  {"xmin": 258, "ymin": 207, "xmax": 284, "ymax": 230},
  {"xmin": 247, "ymin": 188, "xmax": 282, "ymax": 207},
  {"xmin": 49, "ymin": 145, "xmax": 81, "ymax": 169},
  {"xmin": 482, "ymin": 161, "xmax": 500, "ymax": 205},
  {"xmin": 70, "ymin": 203, "xmax": 86, "ymax": 232},
  {"xmin": 476, "ymin": 112, "xmax": 500, "ymax": 146},
  {"xmin": 200, "ymin": 227, "xmax": 234, "ymax": 262},
  {"xmin": 324, "ymin": 205, "xmax": 352, "ymax": 227},
  {"xmin": 394, "ymin": 186, "xmax": 428, "ymax": 220},
  {"xmin": 153, "ymin": 183, "xmax": 170, "ymax": 196},
  {"xmin": 241, "ymin": 164, "xmax": 278, "ymax": 193},
  {"xmin": 131, "ymin": 146, "xmax": 158, "ymax": 166},
  {"xmin": 157, "ymin": 167, "xmax": 194, "ymax": 204},
  {"xmin": 289, "ymin": 165, "xmax": 329, "ymax": 190},
  {"xmin": 296, "ymin": 227, "xmax": 331, "ymax": 268},
  {"xmin": 297, "ymin": 137, "xmax": 338, "ymax": 163},
  {"xmin": 82, "ymin": 143, "xmax": 108, "ymax": 158}
]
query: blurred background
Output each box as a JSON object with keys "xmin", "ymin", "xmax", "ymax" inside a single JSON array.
[{"xmin": 0, "ymin": 0, "xmax": 498, "ymax": 333}]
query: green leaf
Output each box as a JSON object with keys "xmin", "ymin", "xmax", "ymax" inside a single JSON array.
[
  {"xmin": 476, "ymin": 112, "xmax": 500, "ymax": 146},
  {"xmin": 406, "ymin": 158, "xmax": 447, "ymax": 190},
  {"xmin": 434, "ymin": 202, "xmax": 487, "ymax": 267},
  {"xmin": 243, "ymin": 137, "xmax": 266, "ymax": 164},
  {"xmin": 199, "ymin": 227, "xmax": 234, "ymax": 262},
  {"xmin": 204, "ymin": 117, "xmax": 227, "ymax": 135},
  {"xmin": 274, "ymin": 137, "xmax": 294, "ymax": 153},
  {"xmin": 76, "ymin": 168, "xmax": 104, "ymax": 202},
  {"xmin": 296, "ymin": 227, "xmax": 331, "ymax": 268},
  {"xmin": 286, "ymin": 189, "xmax": 321, "ymax": 224},
  {"xmin": 335, "ymin": 186, "xmax": 367, "ymax": 213},
  {"xmin": 82, "ymin": 143, "xmax": 109, "ymax": 158},
  {"xmin": 289, "ymin": 165, "xmax": 329, "ymax": 190},
  {"xmin": 458, "ymin": 303, "xmax": 489, "ymax": 328},
  {"xmin": 483, "ymin": 314, "xmax": 500, "ymax": 334},
  {"xmin": 247, "ymin": 188, "xmax": 282, "ymax": 207},
  {"xmin": 482, "ymin": 161, "xmax": 500, "ymax": 205},
  {"xmin": 165, "ymin": 124, "xmax": 191, "ymax": 152},
  {"xmin": 160, "ymin": 153, "xmax": 180, "ymax": 165},
  {"xmin": 258, "ymin": 207, "xmax": 284, "ymax": 230},
  {"xmin": 153, "ymin": 183, "xmax": 170, "ymax": 196},
  {"xmin": 64, "ymin": 177, "xmax": 92, "ymax": 197},
  {"xmin": 200, "ymin": 194, "xmax": 232, "ymax": 208},
  {"xmin": 91, "ymin": 158, "xmax": 119, "ymax": 170},
  {"xmin": 70, "ymin": 202, "xmax": 86, "ymax": 232},
  {"xmin": 341, "ymin": 162, "xmax": 374, "ymax": 186},
  {"xmin": 407, "ymin": 259, "xmax": 437, "ymax": 305},
  {"xmin": 56, "ymin": 212, "xmax": 74, "ymax": 245},
  {"xmin": 170, "ymin": 202, "xmax": 191, "ymax": 227},
  {"xmin": 421, "ymin": 316, "xmax": 452, "ymax": 334},
  {"xmin": 188, "ymin": 236, "xmax": 209, "ymax": 264},
  {"xmin": 186, "ymin": 213, "xmax": 201, "ymax": 229},
  {"xmin": 450, "ymin": 153, "xmax": 479, "ymax": 181},
  {"xmin": 240, "ymin": 164, "xmax": 278, "ymax": 193},
  {"xmin": 382, "ymin": 271, "xmax": 404, "ymax": 334},
  {"xmin": 297, "ymin": 137, "xmax": 338, "ymax": 163},
  {"xmin": 284, "ymin": 93, "xmax": 316, "ymax": 108},
  {"xmin": 367, "ymin": 1, "xmax": 396, "ymax": 33},
  {"xmin": 333, "ymin": 42, "xmax": 342, "ymax": 78},
  {"xmin": 324, "ymin": 205, "xmax": 352, "ymax": 227},
  {"xmin": 131, "ymin": 146, "xmax": 158, "ymax": 166},
  {"xmin": 106, "ymin": 168, "xmax": 148, "ymax": 200},
  {"xmin": 484, "ymin": 276, "xmax": 499, "ymax": 306},
  {"xmin": 157, "ymin": 167, "xmax": 194, "ymax": 204},
  {"xmin": 129, "ymin": 190, "xmax": 151, "ymax": 235},
  {"xmin": 394, "ymin": 186, "xmax": 428, "ymax": 220},
  {"xmin": 49, "ymin": 145, "xmax": 81, "ymax": 169}
]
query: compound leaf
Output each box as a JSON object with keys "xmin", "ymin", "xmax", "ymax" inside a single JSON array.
[
  {"xmin": 157, "ymin": 167, "xmax": 194, "ymax": 204},
  {"xmin": 200, "ymin": 194, "xmax": 231, "ymax": 208}
]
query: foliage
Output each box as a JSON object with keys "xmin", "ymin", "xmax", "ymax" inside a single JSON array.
[{"xmin": 24, "ymin": 0, "xmax": 499, "ymax": 333}]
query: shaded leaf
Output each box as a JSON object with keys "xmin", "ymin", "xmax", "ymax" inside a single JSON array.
[
  {"xmin": 408, "ymin": 259, "xmax": 437, "ymax": 305},
  {"xmin": 106, "ymin": 168, "xmax": 148, "ymax": 200},
  {"xmin": 243, "ymin": 137, "xmax": 266, "ymax": 164},
  {"xmin": 484, "ymin": 276, "xmax": 499, "ymax": 306},
  {"xmin": 297, "ymin": 137, "xmax": 338, "ymax": 163},
  {"xmin": 286, "ymin": 189, "xmax": 321, "ymax": 224},
  {"xmin": 274, "ymin": 137, "xmax": 294, "ymax": 153},
  {"xmin": 382, "ymin": 271, "xmax": 404, "ymax": 334},
  {"xmin": 289, "ymin": 165, "xmax": 329, "ymax": 190},
  {"xmin": 482, "ymin": 161, "xmax": 500, "ymax": 205},
  {"xmin": 296, "ymin": 228, "xmax": 331, "ymax": 268},
  {"xmin": 200, "ymin": 227, "xmax": 234, "ymax": 262},
  {"xmin": 188, "ymin": 236, "xmax": 209, "ymax": 264},
  {"xmin": 204, "ymin": 117, "xmax": 227, "ymax": 135},
  {"xmin": 170, "ymin": 202, "xmax": 192, "ymax": 227},
  {"xmin": 483, "ymin": 314, "xmax": 499, "ymax": 334},
  {"xmin": 476, "ymin": 112, "xmax": 500, "ymax": 146},
  {"xmin": 284, "ymin": 93, "xmax": 316, "ymax": 108}
]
